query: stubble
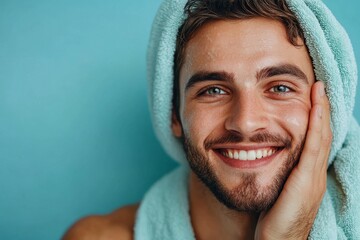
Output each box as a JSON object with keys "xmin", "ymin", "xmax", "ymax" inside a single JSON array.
[{"xmin": 183, "ymin": 131, "xmax": 305, "ymax": 212}]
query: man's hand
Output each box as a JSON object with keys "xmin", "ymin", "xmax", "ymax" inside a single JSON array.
[{"xmin": 255, "ymin": 81, "xmax": 332, "ymax": 240}]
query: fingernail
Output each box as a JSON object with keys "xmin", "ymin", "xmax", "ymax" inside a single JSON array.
[
  {"xmin": 317, "ymin": 105, "xmax": 323, "ymax": 118},
  {"xmin": 319, "ymin": 83, "xmax": 325, "ymax": 97}
]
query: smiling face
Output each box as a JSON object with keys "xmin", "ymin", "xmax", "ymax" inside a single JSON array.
[{"xmin": 172, "ymin": 18, "xmax": 315, "ymax": 212}]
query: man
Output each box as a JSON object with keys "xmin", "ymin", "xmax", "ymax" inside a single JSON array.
[{"xmin": 64, "ymin": 0, "xmax": 360, "ymax": 239}]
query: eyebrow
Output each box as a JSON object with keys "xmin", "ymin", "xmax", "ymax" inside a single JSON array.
[
  {"xmin": 256, "ymin": 64, "xmax": 308, "ymax": 84},
  {"xmin": 185, "ymin": 71, "xmax": 235, "ymax": 90},
  {"xmin": 185, "ymin": 64, "xmax": 309, "ymax": 91}
]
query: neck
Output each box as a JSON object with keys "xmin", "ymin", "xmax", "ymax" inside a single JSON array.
[{"xmin": 189, "ymin": 172, "xmax": 259, "ymax": 240}]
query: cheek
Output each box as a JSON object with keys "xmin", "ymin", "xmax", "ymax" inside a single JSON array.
[
  {"xmin": 182, "ymin": 109, "xmax": 208, "ymax": 141},
  {"xmin": 181, "ymin": 105, "xmax": 223, "ymax": 148},
  {"xmin": 274, "ymin": 104, "xmax": 310, "ymax": 140}
]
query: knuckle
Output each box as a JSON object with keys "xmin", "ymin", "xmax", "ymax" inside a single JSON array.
[
  {"xmin": 323, "ymin": 97, "xmax": 330, "ymax": 107},
  {"xmin": 308, "ymin": 146, "xmax": 320, "ymax": 156},
  {"xmin": 322, "ymin": 134, "xmax": 333, "ymax": 145},
  {"xmin": 325, "ymin": 98, "xmax": 331, "ymax": 109},
  {"xmin": 310, "ymin": 124, "xmax": 322, "ymax": 134}
]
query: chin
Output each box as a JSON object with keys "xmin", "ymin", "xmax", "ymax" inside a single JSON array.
[{"xmin": 184, "ymin": 135, "xmax": 305, "ymax": 212}]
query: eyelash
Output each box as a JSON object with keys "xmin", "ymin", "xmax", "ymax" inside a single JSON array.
[
  {"xmin": 198, "ymin": 86, "xmax": 228, "ymax": 96},
  {"xmin": 268, "ymin": 84, "xmax": 294, "ymax": 94}
]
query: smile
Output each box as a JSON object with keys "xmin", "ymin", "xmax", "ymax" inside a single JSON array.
[{"xmin": 218, "ymin": 148, "xmax": 279, "ymax": 161}]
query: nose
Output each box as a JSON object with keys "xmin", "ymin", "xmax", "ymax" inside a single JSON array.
[{"xmin": 225, "ymin": 92, "xmax": 269, "ymax": 135}]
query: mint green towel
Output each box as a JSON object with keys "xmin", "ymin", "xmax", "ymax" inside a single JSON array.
[{"xmin": 137, "ymin": 0, "xmax": 360, "ymax": 238}]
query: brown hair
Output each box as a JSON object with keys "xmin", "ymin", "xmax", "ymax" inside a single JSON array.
[{"xmin": 172, "ymin": 0, "xmax": 304, "ymax": 117}]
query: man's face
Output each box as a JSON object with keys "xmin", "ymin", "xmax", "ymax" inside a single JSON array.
[{"xmin": 172, "ymin": 18, "xmax": 315, "ymax": 212}]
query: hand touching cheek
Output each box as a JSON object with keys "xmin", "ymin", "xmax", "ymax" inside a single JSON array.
[{"xmin": 255, "ymin": 81, "xmax": 332, "ymax": 239}]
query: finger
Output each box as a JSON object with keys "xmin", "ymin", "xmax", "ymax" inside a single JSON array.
[
  {"xmin": 312, "ymin": 81, "xmax": 332, "ymax": 171},
  {"xmin": 307, "ymin": 81, "xmax": 330, "ymax": 172},
  {"xmin": 297, "ymin": 90, "xmax": 323, "ymax": 173},
  {"xmin": 317, "ymin": 82, "xmax": 332, "ymax": 143},
  {"xmin": 320, "ymin": 93, "xmax": 332, "ymax": 171}
]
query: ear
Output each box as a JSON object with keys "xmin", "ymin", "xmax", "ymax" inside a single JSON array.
[{"xmin": 171, "ymin": 110, "xmax": 182, "ymax": 137}]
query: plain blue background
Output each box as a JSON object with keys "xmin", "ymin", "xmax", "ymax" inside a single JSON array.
[{"xmin": 0, "ymin": 1, "xmax": 359, "ymax": 239}]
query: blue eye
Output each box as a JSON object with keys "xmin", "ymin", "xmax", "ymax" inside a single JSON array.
[
  {"xmin": 204, "ymin": 87, "xmax": 226, "ymax": 95},
  {"xmin": 270, "ymin": 85, "xmax": 291, "ymax": 93}
]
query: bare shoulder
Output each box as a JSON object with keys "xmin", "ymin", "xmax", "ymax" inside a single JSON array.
[{"xmin": 62, "ymin": 203, "xmax": 140, "ymax": 240}]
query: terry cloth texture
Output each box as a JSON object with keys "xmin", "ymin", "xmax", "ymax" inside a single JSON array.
[
  {"xmin": 134, "ymin": 167, "xmax": 195, "ymax": 240},
  {"xmin": 138, "ymin": 0, "xmax": 360, "ymax": 239},
  {"xmin": 135, "ymin": 122, "xmax": 360, "ymax": 238}
]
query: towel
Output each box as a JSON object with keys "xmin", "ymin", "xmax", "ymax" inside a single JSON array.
[
  {"xmin": 135, "ymin": 121, "xmax": 360, "ymax": 238},
  {"xmin": 137, "ymin": 0, "xmax": 360, "ymax": 238},
  {"xmin": 134, "ymin": 167, "xmax": 195, "ymax": 239}
]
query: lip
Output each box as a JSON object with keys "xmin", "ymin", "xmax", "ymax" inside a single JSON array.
[{"xmin": 213, "ymin": 147, "xmax": 283, "ymax": 169}]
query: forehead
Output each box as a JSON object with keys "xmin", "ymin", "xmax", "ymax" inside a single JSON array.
[{"xmin": 180, "ymin": 18, "xmax": 314, "ymax": 83}]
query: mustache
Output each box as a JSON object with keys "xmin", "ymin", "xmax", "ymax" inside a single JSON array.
[{"xmin": 204, "ymin": 131, "xmax": 292, "ymax": 150}]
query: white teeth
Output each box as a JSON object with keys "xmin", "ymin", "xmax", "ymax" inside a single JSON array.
[
  {"xmin": 222, "ymin": 148, "xmax": 277, "ymax": 161},
  {"xmin": 263, "ymin": 149, "xmax": 268, "ymax": 157},
  {"xmin": 256, "ymin": 150, "xmax": 262, "ymax": 159},
  {"xmin": 239, "ymin": 150, "xmax": 247, "ymax": 160},
  {"xmin": 234, "ymin": 151, "xmax": 239, "ymax": 159},
  {"xmin": 248, "ymin": 150, "xmax": 256, "ymax": 160}
]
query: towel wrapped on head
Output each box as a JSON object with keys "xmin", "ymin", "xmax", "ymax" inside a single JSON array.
[{"xmin": 136, "ymin": 0, "xmax": 360, "ymax": 239}]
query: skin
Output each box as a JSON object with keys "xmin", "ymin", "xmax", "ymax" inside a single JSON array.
[
  {"xmin": 62, "ymin": 203, "xmax": 139, "ymax": 240},
  {"xmin": 63, "ymin": 17, "xmax": 331, "ymax": 240},
  {"xmin": 172, "ymin": 18, "xmax": 331, "ymax": 239}
]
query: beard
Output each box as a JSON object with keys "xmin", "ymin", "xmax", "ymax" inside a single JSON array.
[{"xmin": 183, "ymin": 131, "xmax": 305, "ymax": 213}]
